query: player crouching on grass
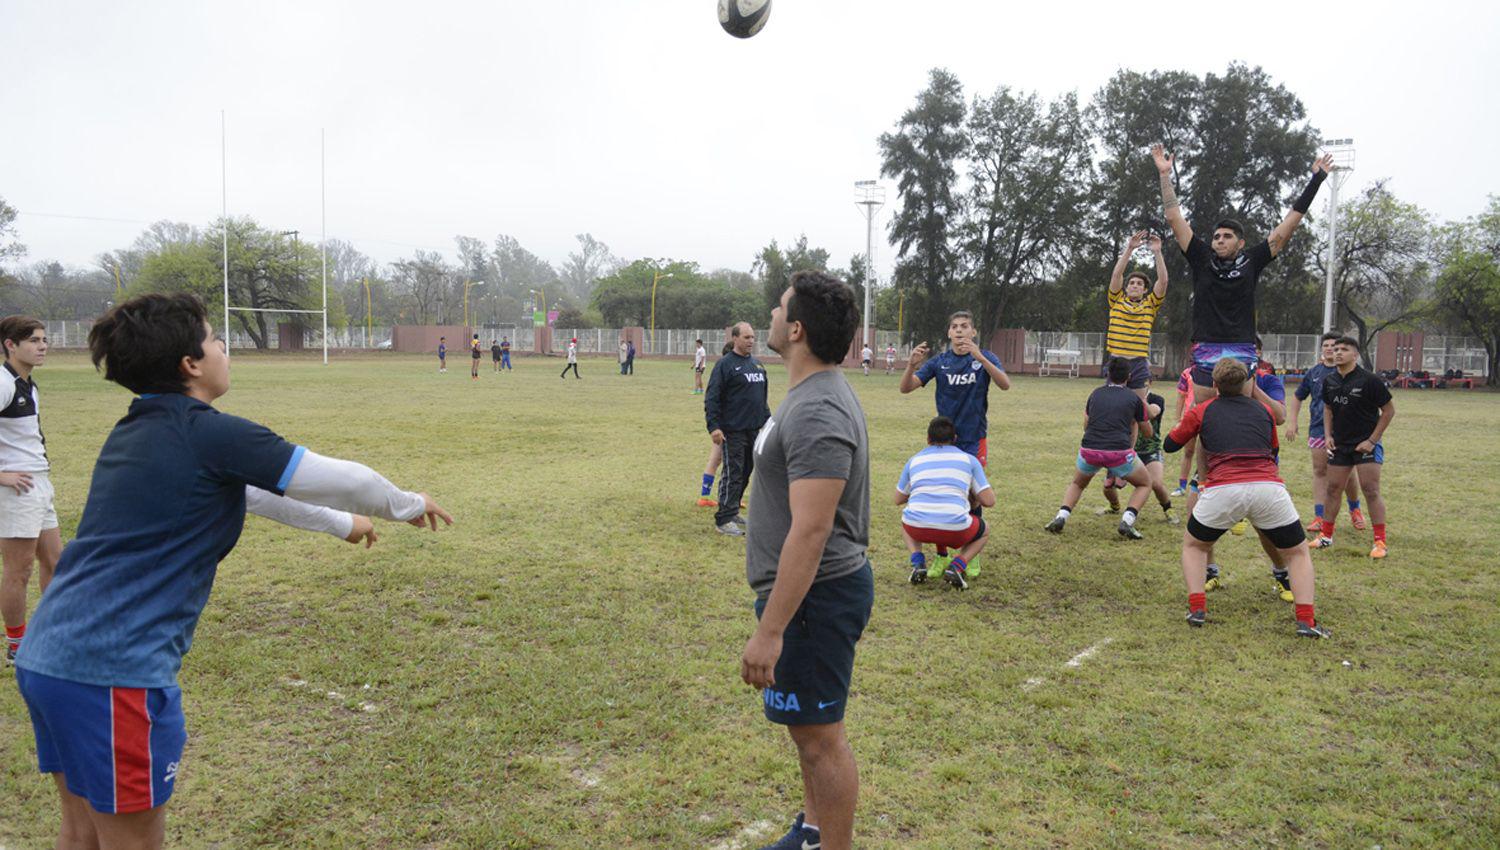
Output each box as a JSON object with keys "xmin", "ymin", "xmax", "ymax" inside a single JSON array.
[
  {"xmin": 12, "ymin": 293, "xmax": 452, "ymax": 850},
  {"xmin": 895, "ymin": 416, "xmax": 995, "ymax": 590},
  {"xmin": 1162, "ymin": 358, "xmax": 1328, "ymax": 637},
  {"xmin": 1044, "ymin": 357, "xmax": 1156, "ymax": 540}
]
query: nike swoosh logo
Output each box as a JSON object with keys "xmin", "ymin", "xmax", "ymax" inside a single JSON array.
[
  {"xmin": 802, "ymin": 840, "xmax": 821, "ymax": 850},
  {"xmin": 817, "ymin": 700, "xmax": 839, "ymax": 710}
]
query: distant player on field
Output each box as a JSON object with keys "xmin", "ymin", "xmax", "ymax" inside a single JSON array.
[
  {"xmin": 500, "ymin": 337, "xmax": 512, "ymax": 370},
  {"xmin": 692, "ymin": 338, "xmax": 707, "ymax": 394},
  {"xmin": 560, "ymin": 338, "xmax": 580, "ymax": 379},
  {"xmin": 1316, "ymin": 336, "xmax": 1395, "ymax": 558},
  {"xmin": 437, "ymin": 336, "xmax": 447, "ymax": 372},
  {"xmin": 490, "ymin": 339, "xmax": 502, "ymax": 372},
  {"xmin": 1162, "ymin": 358, "xmax": 1327, "ymax": 637},
  {"xmin": 895, "ymin": 416, "xmax": 995, "ymax": 590},
  {"xmin": 1, "ymin": 316, "xmax": 60, "ymax": 666},
  {"xmin": 860, "ymin": 344, "xmax": 872, "ymax": 377},
  {"xmin": 1044, "ymin": 357, "xmax": 1155, "ymax": 539},
  {"xmin": 12, "ymin": 294, "xmax": 452, "ymax": 848},
  {"xmin": 470, "ymin": 334, "xmax": 482, "ymax": 379},
  {"xmin": 1286, "ymin": 332, "xmax": 1364, "ymax": 533},
  {"xmin": 884, "ymin": 344, "xmax": 896, "ymax": 374},
  {"xmin": 705, "ymin": 324, "xmax": 769, "ymax": 536},
  {"xmin": 1104, "ymin": 230, "xmax": 1168, "ymax": 401}
]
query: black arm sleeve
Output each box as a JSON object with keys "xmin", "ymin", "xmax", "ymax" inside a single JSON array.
[
  {"xmin": 1291, "ymin": 169, "xmax": 1328, "ymax": 214},
  {"xmin": 1163, "ymin": 435, "xmax": 1184, "ymax": 454}
]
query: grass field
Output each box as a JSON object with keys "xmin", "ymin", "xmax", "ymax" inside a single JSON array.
[{"xmin": 2, "ymin": 351, "xmax": 1498, "ymax": 849}]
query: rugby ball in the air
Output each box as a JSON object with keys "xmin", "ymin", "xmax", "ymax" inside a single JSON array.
[{"xmin": 718, "ymin": 0, "xmax": 771, "ymax": 38}]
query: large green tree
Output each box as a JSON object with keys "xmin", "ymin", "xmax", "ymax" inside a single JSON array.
[
  {"xmin": 880, "ymin": 68, "xmax": 968, "ymax": 345},
  {"xmin": 1433, "ymin": 198, "xmax": 1500, "ymax": 385}
]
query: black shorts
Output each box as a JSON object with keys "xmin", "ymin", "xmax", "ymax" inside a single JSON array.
[
  {"xmin": 1328, "ymin": 443, "xmax": 1384, "ymax": 467},
  {"xmin": 471, "ymin": 351, "xmax": 481, "ymax": 360},
  {"xmin": 1137, "ymin": 450, "xmax": 1162, "ymax": 466},
  {"xmin": 753, "ymin": 562, "xmax": 873, "ymax": 726}
]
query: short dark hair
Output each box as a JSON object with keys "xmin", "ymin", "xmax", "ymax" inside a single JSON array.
[
  {"xmin": 1106, "ymin": 356, "xmax": 1131, "ymax": 384},
  {"xmin": 1255, "ymin": 336, "xmax": 1264, "ymax": 350},
  {"xmin": 786, "ymin": 270, "xmax": 858, "ymax": 365},
  {"xmin": 1214, "ymin": 219, "xmax": 1245, "ymax": 239},
  {"xmin": 1320, "ymin": 331, "xmax": 1341, "ymax": 343},
  {"xmin": 1333, "ymin": 335, "xmax": 1360, "ymax": 350},
  {"xmin": 87, "ymin": 293, "xmax": 209, "ymax": 394},
  {"xmin": 695, "ymin": 338, "xmax": 703, "ymax": 344},
  {"xmin": 947, "ymin": 310, "xmax": 974, "ymax": 327},
  {"xmin": 1, "ymin": 315, "xmax": 45, "ymax": 356},
  {"xmin": 1125, "ymin": 271, "xmax": 1151, "ymax": 288},
  {"xmin": 927, "ymin": 416, "xmax": 956, "ymax": 445}
]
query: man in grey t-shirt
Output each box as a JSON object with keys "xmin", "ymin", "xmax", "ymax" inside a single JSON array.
[{"xmin": 740, "ymin": 271, "xmax": 871, "ymax": 850}]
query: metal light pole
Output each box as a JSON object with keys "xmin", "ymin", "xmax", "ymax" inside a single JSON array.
[
  {"xmin": 362, "ymin": 278, "xmax": 372, "ymax": 348},
  {"xmin": 649, "ymin": 270, "xmax": 675, "ymax": 350},
  {"xmin": 1321, "ymin": 138, "xmax": 1356, "ymax": 333},
  {"xmin": 854, "ymin": 180, "xmax": 885, "ymax": 349}
]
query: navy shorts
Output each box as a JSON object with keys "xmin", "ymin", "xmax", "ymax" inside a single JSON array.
[
  {"xmin": 16, "ymin": 668, "xmax": 187, "ymax": 814},
  {"xmin": 1102, "ymin": 356, "xmax": 1153, "ymax": 389},
  {"xmin": 753, "ymin": 562, "xmax": 874, "ymax": 726}
]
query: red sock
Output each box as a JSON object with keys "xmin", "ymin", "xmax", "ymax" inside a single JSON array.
[
  {"xmin": 1295, "ymin": 603, "xmax": 1315, "ymax": 626},
  {"xmin": 1320, "ymin": 519, "xmax": 1335, "ymax": 537},
  {"xmin": 1188, "ymin": 593, "xmax": 1206, "ymax": 613},
  {"xmin": 1373, "ymin": 523, "xmax": 1386, "ymax": 543},
  {"xmin": 4, "ymin": 622, "xmax": 23, "ymax": 648}
]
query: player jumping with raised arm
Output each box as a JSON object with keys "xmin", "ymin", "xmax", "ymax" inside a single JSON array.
[
  {"xmin": 1105, "ymin": 230, "xmax": 1168, "ymax": 401},
  {"xmin": 12, "ymin": 294, "xmax": 452, "ymax": 850}
]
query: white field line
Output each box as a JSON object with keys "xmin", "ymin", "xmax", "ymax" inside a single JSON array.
[
  {"xmin": 710, "ymin": 819, "xmax": 776, "ymax": 850},
  {"xmin": 1022, "ymin": 637, "xmax": 1115, "ymax": 691}
]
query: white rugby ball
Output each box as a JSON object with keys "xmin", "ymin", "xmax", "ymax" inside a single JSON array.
[{"xmin": 718, "ymin": 0, "xmax": 771, "ymax": 39}]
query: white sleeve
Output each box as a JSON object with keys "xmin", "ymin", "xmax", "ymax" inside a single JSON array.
[
  {"xmin": 280, "ymin": 450, "xmax": 426, "ymax": 522},
  {"xmin": 245, "ymin": 486, "xmax": 354, "ymax": 538},
  {"xmin": 0, "ymin": 378, "xmax": 13, "ymax": 409}
]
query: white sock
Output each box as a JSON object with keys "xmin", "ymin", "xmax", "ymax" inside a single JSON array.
[
  {"xmin": 1055, "ymin": 507, "xmax": 1071, "ymax": 520},
  {"xmin": 1123, "ymin": 508, "xmax": 1139, "ymax": 525}
]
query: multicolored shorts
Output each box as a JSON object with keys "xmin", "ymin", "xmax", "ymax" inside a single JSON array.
[{"xmin": 1190, "ymin": 342, "xmax": 1257, "ymax": 387}]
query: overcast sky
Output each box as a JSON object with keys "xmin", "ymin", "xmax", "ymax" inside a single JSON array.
[{"xmin": 3, "ymin": 0, "xmax": 1497, "ymax": 283}]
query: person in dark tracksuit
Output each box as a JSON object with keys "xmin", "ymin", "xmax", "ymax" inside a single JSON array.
[{"xmin": 704, "ymin": 322, "xmax": 769, "ymax": 536}]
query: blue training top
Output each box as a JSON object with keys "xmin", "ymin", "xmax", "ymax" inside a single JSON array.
[
  {"xmin": 1293, "ymin": 363, "xmax": 1333, "ymax": 436},
  {"xmin": 914, "ymin": 349, "xmax": 1004, "ymax": 453},
  {"xmin": 16, "ymin": 393, "xmax": 302, "ymax": 689},
  {"xmin": 896, "ymin": 445, "xmax": 990, "ymax": 531}
]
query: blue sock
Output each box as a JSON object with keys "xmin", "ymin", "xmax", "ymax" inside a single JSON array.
[
  {"xmin": 1348, "ymin": 499, "xmax": 1360, "ymax": 511},
  {"xmin": 910, "ymin": 552, "xmax": 925, "ymax": 567},
  {"xmin": 1178, "ymin": 478, "xmax": 1188, "ymax": 490},
  {"xmin": 700, "ymin": 474, "xmax": 714, "ymax": 497},
  {"xmin": 951, "ymin": 556, "xmax": 967, "ymax": 572},
  {"xmin": 1314, "ymin": 503, "xmax": 1325, "ymax": 518}
]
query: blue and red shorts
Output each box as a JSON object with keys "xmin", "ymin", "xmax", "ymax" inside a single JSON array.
[
  {"xmin": 15, "ymin": 668, "xmax": 187, "ymax": 814},
  {"xmin": 1190, "ymin": 342, "xmax": 1258, "ymax": 387},
  {"xmin": 956, "ymin": 438, "xmax": 988, "ymax": 467}
]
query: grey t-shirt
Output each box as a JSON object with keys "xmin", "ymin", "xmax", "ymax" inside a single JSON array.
[{"xmin": 745, "ymin": 369, "xmax": 870, "ymax": 598}]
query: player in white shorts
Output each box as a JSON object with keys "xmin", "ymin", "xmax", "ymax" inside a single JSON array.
[{"xmin": 1, "ymin": 316, "xmax": 60, "ymax": 664}]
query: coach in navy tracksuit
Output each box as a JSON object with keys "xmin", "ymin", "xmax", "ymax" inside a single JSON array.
[{"xmin": 704, "ymin": 321, "xmax": 769, "ymax": 535}]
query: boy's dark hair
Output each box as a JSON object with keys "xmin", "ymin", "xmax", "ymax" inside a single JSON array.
[
  {"xmin": 695, "ymin": 338, "xmax": 703, "ymax": 344},
  {"xmin": 1, "ymin": 315, "xmax": 45, "ymax": 356},
  {"xmin": 440, "ymin": 336, "xmax": 446, "ymax": 340},
  {"xmin": 1334, "ymin": 335, "xmax": 1360, "ymax": 350},
  {"xmin": 1214, "ymin": 218, "xmax": 1245, "ymax": 239},
  {"xmin": 87, "ymin": 293, "xmax": 209, "ymax": 394},
  {"xmin": 1106, "ymin": 356, "xmax": 1131, "ymax": 384},
  {"xmin": 947, "ymin": 310, "xmax": 974, "ymax": 327},
  {"xmin": 927, "ymin": 416, "xmax": 957, "ymax": 445},
  {"xmin": 1255, "ymin": 335, "xmax": 1264, "ymax": 350},
  {"xmin": 786, "ymin": 270, "xmax": 859, "ymax": 365},
  {"xmin": 1125, "ymin": 271, "xmax": 1151, "ymax": 288},
  {"xmin": 1320, "ymin": 331, "xmax": 1341, "ymax": 343}
]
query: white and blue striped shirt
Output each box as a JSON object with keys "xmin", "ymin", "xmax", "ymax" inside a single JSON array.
[{"xmin": 896, "ymin": 445, "xmax": 991, "ymax": 531}]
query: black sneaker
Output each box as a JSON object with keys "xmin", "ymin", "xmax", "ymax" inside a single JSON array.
[
  {"xmin": 4, "ymin": 644, "xmax": 14, "ymax": 666},
  {"xmin": 1118, "ymin": 519, "xmax": 1143, "ymax": 540},
  {"xmin": 758, "ymin": 813, "xmax": 815, "ymax": 850},
  {"xmin": 909, "ymin": 564, "xmax": 927, "ymax": 585},
  {"xmin": 1204, "ymin": 563, "xmax": 1222, "ymax": 591},
  {"xmin": 1044, "ymin": 516, "xmax": 1066, "ymax": 534},
  {"xmin": 1186, "ymin": 609, "xmax": 1206, "ymax": 628},
  {"xmin": 1296, "ymin": 621, "xmax": 1331, "ymax": 639},
  {"xmin": 943, "ymin": 564, "xmax": 969, "ymax": 590}
]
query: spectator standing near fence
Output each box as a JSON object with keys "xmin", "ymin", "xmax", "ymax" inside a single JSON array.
[
  {"xmin": 626, "ymin": 340, "xmax": 635, "ymax": 375},
  {"xmin": 560, "ymin": 338, "xmax": 581, "ymax": 379}
]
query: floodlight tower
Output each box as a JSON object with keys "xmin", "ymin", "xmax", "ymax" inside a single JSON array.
[
  {"xmin": 1321, "ymin": 139, "xmax": 1356, "ymax": 333},
  {"xmin": 854, "ymin": 180, "xmax": 885, "ymax": 349}
]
